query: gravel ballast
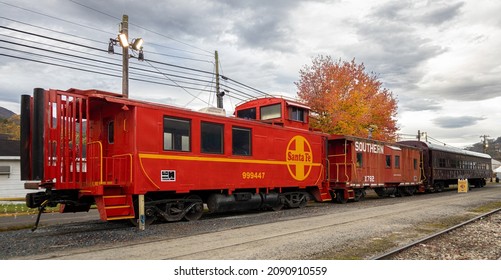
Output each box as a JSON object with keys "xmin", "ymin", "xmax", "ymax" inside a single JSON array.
[{"xmin": 1, "ymin": 184, "xmax": 501, "ymax": 260}]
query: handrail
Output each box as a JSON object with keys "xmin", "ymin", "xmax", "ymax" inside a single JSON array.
[
  {"xmin": 112, "ymin": 153, "xmax": 133, "ymax": 183},
  {"xmin": 87, "ymin": 141, "xmax": 103, "ymax": 184}
]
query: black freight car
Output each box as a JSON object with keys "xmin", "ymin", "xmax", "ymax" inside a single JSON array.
[{"xmin": 399, "ymin": 141, "xmax": 491, "ymax": 191}]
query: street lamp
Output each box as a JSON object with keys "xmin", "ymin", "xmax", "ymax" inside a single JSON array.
[{"xmin": 107, "ymin": 15, "xmax": 145, "ymax": 97}]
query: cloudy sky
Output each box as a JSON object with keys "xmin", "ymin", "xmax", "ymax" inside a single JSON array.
[{"xmin": 0, "ymin": 0, "xmax": 500, "ymax": 147}]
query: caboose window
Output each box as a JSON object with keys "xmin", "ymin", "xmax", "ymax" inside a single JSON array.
[
  {"xmin": 395, "ymin": 155, "xmax": 400, "ymax": 169},
  {"xmin": 164, "ymin": 117, "xmax": 190, "ymax": 152},
  {"xmin": 385, "ymin": 155, "xmax": 391, "ymax": 168},
  {"xmin": 356, "ymin": 152, "xmax": 363, "ymax": 167},
  {"xmin": 201, "ymin": 122, "xmax": 223, "ymax": 154},
  {"xmin": 414, "ymin": 159, "xmax": 418, "ymax": 170},
  {"xmin": 289, "ymin": 106, "xmax": 305, "ymax": 122},
  {"xmin": 260, "ymin": 103, "xmax": 281, "ymax": 120},
  {"xmin": 236, "ymin": 108, "xmax": 256, "ymax": 119},
  {"xmin": 108, "ymin": 121, "xmax": 114, "ymax": 144},
  {"xmin": 232, "ymin": 127, "xmax": 251, "ymax": 156}
]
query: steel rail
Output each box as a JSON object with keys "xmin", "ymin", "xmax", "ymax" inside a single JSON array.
[{"xmin": 370, "ymin": 207, "xmax": 501, "ymax": 260}]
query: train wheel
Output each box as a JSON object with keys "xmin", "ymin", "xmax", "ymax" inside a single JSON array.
[
  {"xmin": 374, "ymin": 188, "xmax": 388, "ymax": 197},
  {"xmin": 271, "ymin": 204, "xmax": 284, "ymax": 211},
  {"xmin": 353, "ymin": 189, "xmax": 366, "ymax": 202},
  {"xmin": 335, "ymin": 190, "xmax": 348, "ymax": 204},
  {"xmin": 298, "ymin": 195, "xmax": 308, "ymax": 208},
  {"xmin": 183, "ymin": 195, "xmax": 204, "ymax": 221},
  {"xmin": 435, "ymin": 182, "xmax": 445, "ymax": 192},
  {"xmin": 405, "ymin": 186, "xmax": 417, "ymax": 196},
  {"xmin": 395, "ymin": 188, "xmax": 406, "ymax": 197},
  {"xmin": 284, "ymin": 192, "xmax": 308, "ymax": 208}
]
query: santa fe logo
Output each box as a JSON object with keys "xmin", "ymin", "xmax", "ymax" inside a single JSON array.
[{"xmin": 286, "ymin": 135, "xmax": 314, "ymax": 181}]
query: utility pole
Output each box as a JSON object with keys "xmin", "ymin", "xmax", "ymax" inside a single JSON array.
[
  {"xmin": 418, "ymin": 130, "xmax": 427, "ymax": 142},
  {"xmin": 108, "ymin": 15, "xmax": 145, "ymax": 230},
  {"xmin": 215, "ymin": 50, "xmax": 223, "ymax": 108},
  {"xmin": 121, "ymin": 15, "xmax": 129, "ymax": 98},
  {"xmin": 480, "ymin": 135, "xmax": 490, "ymax": 153}
]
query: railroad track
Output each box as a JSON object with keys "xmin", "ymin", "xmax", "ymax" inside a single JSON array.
[{"xmin": 371, "ymin": 207, "xmax": 501, "ymax": 260}]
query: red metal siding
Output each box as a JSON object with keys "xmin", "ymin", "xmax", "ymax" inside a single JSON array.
[
  {"xmin": 328, "ymin": 136, "xmax": 420, "ymax": 188},
  {"xmin": 132, "ymin": 105, "xmax": 327, "ymax": 194}
]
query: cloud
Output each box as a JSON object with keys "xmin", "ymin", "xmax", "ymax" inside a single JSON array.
[
  {"xmin": 421, "ymin": 75, "xmax": 501, "ymax": 101},
  {"xmin": 419, "ymin": 2, "xmax": 464, "ymax": 25},
  {"xmin": 371, "ymin": 1, "xmax": 464, "ymax": 26},
  {"xmin": 401, "ymin": 98, "xmax": 442, "ymax": 112},
  {"xmin": 432, "ymin": 115, "xmax": 486, "ymax": 128},
  {"xmin": 348, "ymin": 1, "xmax": 448, "ymax": 93},
  {"xmin": 218, "ymin": 0, "xmax": 304, "ymax": 52}
]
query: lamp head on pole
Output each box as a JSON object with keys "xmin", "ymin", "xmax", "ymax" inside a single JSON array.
[
  {"xmin": 108, "ymin": 40, "xmax": 115, "ymax": 54},
  {"xmin": 118, "ymin": 33, "xmax": 129, "ymax": 48},
  {"xmin": 131, "ymin": 38, "xmax": 143, "ymax": 51}
]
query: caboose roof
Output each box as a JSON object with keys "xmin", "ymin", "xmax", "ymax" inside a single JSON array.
[{"xmin": 235, "ymin": 96, "xmax": 311, "ymax": 110}]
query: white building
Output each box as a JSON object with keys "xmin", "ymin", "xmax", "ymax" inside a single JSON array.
[
  {"xmin": 0, "ymin": 139, "xmax": 31, "ymax": 199},
  {"xmin": 493, "ymin": 159, "xmax": 501, "ymax": 179}
]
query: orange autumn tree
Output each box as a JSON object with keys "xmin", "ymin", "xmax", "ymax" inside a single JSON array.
[{"xmin": 295, "ymin": 56, "xmax": 398, "ymax": 141}]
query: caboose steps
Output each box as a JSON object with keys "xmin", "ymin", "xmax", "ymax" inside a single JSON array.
[{"xmin": 95, "ymin": 191, "xmax": 135, "ymax": 221}]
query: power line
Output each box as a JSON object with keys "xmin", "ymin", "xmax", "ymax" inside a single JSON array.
[
  {"xmin": 0, "ymin": 17, "xmax": 105, "ymax": 46},
  {"xmin": 67, "ymin": 0, "xmax": 121, "ymax": 21},
  {"xmin": 0, "ymin": 44, "xmax": 216, "ymax": 90},
  {"xmin": 1, "ymin": 17, "xmax": 270, "ymax": 100},
  {"xmin": 0, "ymin": 33, "xmax": 120, "ymax": 63},
  {"xmin": 0, "ymin": 53, "xmax": 217, "ymax": 94},
  {"xmin": 0, "ymin": 21, "xmax": 267, "ymax": 102},
  {"xmin": 0, "ymin": 1, "xmax": 113, "ymax": 36},
  {"xmin": 222, "ymin": 75, "xmax": 272, "ymax": 97},
  {"xmin": 0, "ymin": 25, "xmax": 105, "ymax": 52},
  {"xmin": 67, "ymin": 0, "xmax": 214, "ymax": 56},
  {"xmin": 0, "ymin": 28, "xmax": 216, "ymax": 84}
]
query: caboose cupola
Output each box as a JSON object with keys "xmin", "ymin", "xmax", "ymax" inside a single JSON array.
[{"xmin": 234, "ymin": 97, "xmax": 310, "ymax": 130}]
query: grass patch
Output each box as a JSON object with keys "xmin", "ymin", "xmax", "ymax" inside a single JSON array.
[
  {"xmin": 0, "ymin": 203, "xmax": 59, "ymax": 215},
  {"xmin": 469, "ymin": 201, "xmax": 501, "ymax": 213},
  {"xmin": 313, "ymin": 212, "xmax": 485, "ymax": 260},
  {"xmin": 314, "ymin": 234, "xmax": 404, "ymax": 260},
  {"xmin": 0, "ymin": 224, "xmax": 33, "ymax": 232}
]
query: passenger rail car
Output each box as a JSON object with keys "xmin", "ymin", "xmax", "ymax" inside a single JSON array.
[
  {"xmin": 21, "ymin": 88, "xmax": 332, "ymax": 226},
  {"xmin": 399, "ymin": 141, "xmax": 492, "ymax": 191}
]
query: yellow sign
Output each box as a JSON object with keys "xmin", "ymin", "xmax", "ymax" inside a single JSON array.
[
  {"xmin": 458, "ymin": 179, "xmax": 468, "ymax": 193},
  {"xmin": 286, "ymin": 136, "xmax": 314, "ymax": 181}
]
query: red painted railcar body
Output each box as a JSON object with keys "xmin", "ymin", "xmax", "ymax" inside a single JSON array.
[
  {"xmin": 22, "ymin": 88, "xmax": 332, "ymax": 223},
  {"xmin": 327, "ymin": 135, "xmax": 421, "ymax": 201}
]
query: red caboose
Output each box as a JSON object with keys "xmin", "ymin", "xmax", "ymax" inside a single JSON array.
[
  {"xmin": 22, "ymin": 88, "xmax": 332, "ymax": 226},
  {"xmin": 327, "ymin": 135, "xmax": 422, "ymax": 202}
]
